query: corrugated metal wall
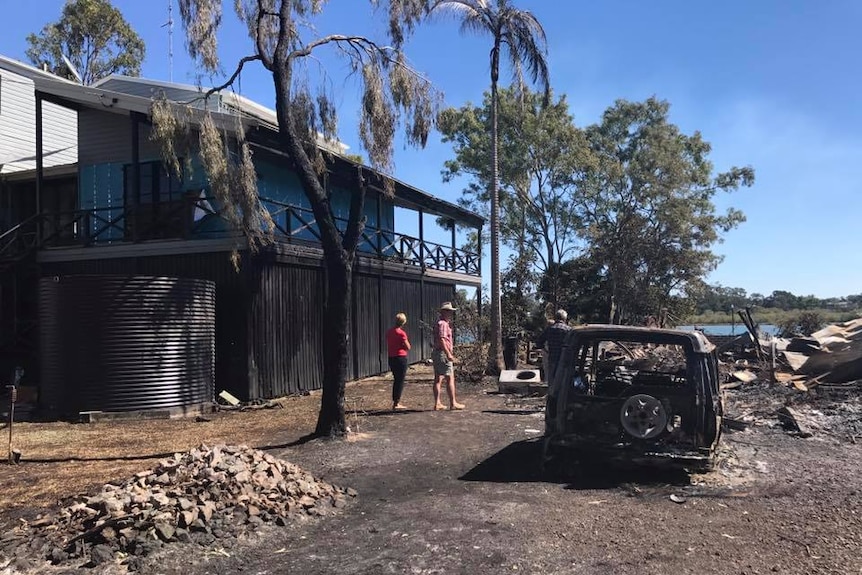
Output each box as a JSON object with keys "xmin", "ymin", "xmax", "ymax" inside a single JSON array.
[
  {"xmin": 379, "ymin": 277, "xmax": 424, "ymax": 365},
  {"xmin": 247, "ymin": 261, "xmax": 455, "ymax": 398},
  {"xmin": 248, "ymin": 262, "xmax": 325, "ymax": 398},
  {"xmin": 40, "ymin": 252, "xmax": 250, "ymax": 400},
  {"xmin": 354, "ymin": 274, "xmax": 383, "ymax": 377}
]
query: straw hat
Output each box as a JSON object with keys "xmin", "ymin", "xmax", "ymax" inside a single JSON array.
[{"xmin": 439, "ymin": 302, "xmax": 458, "ymax": 312}]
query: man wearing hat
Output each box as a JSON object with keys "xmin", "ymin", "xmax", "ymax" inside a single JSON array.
[{"xmin": 432, "ymin": 302, "xmax": 465, "ymax": 410}]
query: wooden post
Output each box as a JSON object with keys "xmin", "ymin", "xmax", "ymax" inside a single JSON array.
[
  {"xmin": 287, "ymin": 207, "xmax": 294, "ymax": 242},
  {"xmin": 418, "ymin": 209, "xmax": 425, "ymax": 269},
  {"xmin": 376, "ymin": 191, "xmax": 383, "ymax": 256},
  {"xmin": 6, "ymin": 385, "xmax": 14, "ymax": 464},
  {"xmin": 450, "ymin": 218, "xmax": 456, "ymax": 272},
  {"xmin": 130, "ymin": 112, "xmax": 141, "ymax": 242},
  {"xmin": 35, "ymin": 91, "xmax": 44, "ymax": 241},
  {"xmin": 771, "ymin": 339, "xmax": 777, "ymax": 384},
  {"xmin": 731, "ymin": 304, "xmax": 735, "ymax": 336},
  {"xmin": 476, "ymin": 225, "xmax": 483, "ymax": 319}
]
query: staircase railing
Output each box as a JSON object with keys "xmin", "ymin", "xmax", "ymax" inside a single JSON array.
[{"xmin": 0, "ymin": 214, "xmax": 42, "ymax": 264}]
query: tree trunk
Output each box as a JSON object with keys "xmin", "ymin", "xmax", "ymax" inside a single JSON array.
[
  {"xmin": 315, "ymin": 254, "xmax": 351, "ymax": 436},
  {"xmin": 271, "ymin": 59, "xmax": 362, "ymax": 438},
  {"xmin": 486, "ymin": 65, "xmax": 504, "ymax": 375},
  {"xmin": 547, "ymin": 243, "xmax": 557, "ymax": 311},
  {"xmin": 513, "ymin": 201, "xmax": 527, "ymax": 330}
]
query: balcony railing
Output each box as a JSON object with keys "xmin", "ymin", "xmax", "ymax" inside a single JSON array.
[
  {"xmin": 261, "ymin": 197, "xmax": 479, "ymax": 276},
  {"xmin": 0, "ymin": 196, "xmax": 481, "ymax": 277}
]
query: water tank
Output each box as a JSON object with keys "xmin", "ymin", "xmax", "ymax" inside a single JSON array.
[{"xmin": 39, "ymin": 275, "xmax": 215, "ymax": 416}]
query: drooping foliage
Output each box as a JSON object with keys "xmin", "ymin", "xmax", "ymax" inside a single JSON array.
[
  {"xmin": 439, "ymin": 87, "xmax": 591, "ymax": 309},
  {"xmin": 158, "ymin": 0, "xmax": 441, "ymax": 436}
]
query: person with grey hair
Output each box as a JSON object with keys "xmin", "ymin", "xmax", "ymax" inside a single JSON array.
[{"xmin": 535, "ymin": 309, "xmax": 572, "ymax": 385}]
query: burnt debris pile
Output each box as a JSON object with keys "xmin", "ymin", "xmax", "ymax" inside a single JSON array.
[
  {"xmin": 0, "ymin": 444, "xmax": 355, "ymax": 571},
  {"xmin": 773, "ymin": 317, "xmax": 862, "ymax": 390},
  {"xmin": 715, "ymin": 318, "xmax": 862, "ymax": 439},
  {"xmin": 719, "ymin": 317, "xmax": 862, "ymax": 392}
]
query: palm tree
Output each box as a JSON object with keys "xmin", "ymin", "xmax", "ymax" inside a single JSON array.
[{"xmin": 432, "ymin": 0, "xmax": 550, "ymax": 374}]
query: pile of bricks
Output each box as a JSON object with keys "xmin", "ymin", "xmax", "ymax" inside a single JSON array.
[{"xmin": 1, "ymin": 444, "xmax": 355, "ymax": 571}]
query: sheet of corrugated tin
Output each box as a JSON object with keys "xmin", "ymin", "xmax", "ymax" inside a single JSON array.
[
  {"xmin": 354, "ymin": 274, "xmax": 383, "ymax": 378},
  {"xmin": 39, "ymin": 275, "xmax": 215, "ymax": 416},
  {"xmin": 249, "ymin": 262, "xmax": 325, "ymax": 398},
  {"xmin": 94, "ymin": 78, "xmax": 224, "ymax": 113},
  {"xmin": 40, "ymin": 251, "xmax": 459, "ymax": 402}
]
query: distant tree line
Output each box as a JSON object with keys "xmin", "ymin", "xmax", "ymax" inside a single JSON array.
[{"xmin": 693, "ymin": 284, "xmax": 862, "ymax": 315}]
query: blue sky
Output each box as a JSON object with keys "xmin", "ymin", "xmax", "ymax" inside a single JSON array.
[{"xmin": 2, "ymin": 0, "xmax": 860, "ymax": 298}]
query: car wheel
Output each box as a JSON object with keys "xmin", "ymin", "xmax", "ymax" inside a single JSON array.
[{"xmin": 620, "ymin": 394, "xmax": 668, "ymax": 439}]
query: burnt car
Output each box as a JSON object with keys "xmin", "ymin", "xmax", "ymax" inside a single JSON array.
[{"xmin": 543, "ymin": 325, "xmax": 722, "ymax": 472}]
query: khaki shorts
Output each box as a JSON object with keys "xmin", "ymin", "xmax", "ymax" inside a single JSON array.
[{"xmin": 432, "ymin": 349, "xmax": 454, "ymax": 377}]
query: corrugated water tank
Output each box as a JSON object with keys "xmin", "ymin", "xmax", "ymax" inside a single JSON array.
[{"xmin": 39, "ymin": 275, "xmax": 215, "ymax": 415}]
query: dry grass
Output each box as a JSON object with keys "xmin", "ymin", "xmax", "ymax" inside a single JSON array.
[{"xmin": 0, "ymin": 365, "xmax": 437, "ymax": 522}]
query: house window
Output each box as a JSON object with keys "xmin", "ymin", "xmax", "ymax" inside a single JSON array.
[
  {"xmin": 123, "ymin": 161, "xmax": 188, "ymax": 239},
  {"xmin": 123, "ymin": 161, "xmax": 183, "ymax": 205}
]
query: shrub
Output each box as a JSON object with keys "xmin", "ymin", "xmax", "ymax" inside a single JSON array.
[{"xmin": 777, "ymin": 311, "xmax": 825, "ymax": 338}]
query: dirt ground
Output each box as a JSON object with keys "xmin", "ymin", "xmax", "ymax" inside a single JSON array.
[{"xmin": 3, "ymin": 366, "xmax": 862, "ymax": 575}]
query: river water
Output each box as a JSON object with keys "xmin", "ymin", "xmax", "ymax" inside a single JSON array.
[{"xmin": 677, "ymin": 323, "xmax": 779, "ymax": 336}]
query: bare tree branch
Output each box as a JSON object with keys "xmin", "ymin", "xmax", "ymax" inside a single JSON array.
[
  {"xmin": 209, "ymin": 54, "xmax": 262, "ymax": 95},
  {"xmin": 289, "ymin": 34, "xmax": 388, "ymax": 60}
]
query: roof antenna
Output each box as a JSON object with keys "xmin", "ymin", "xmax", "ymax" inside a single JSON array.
[
  {"xmin": 61, "ymin": 54, "xmax": 83, "ymax": 83},
  {"xmin": 161, "ymin": 0, "xmax": 174, "ymax": 82}
]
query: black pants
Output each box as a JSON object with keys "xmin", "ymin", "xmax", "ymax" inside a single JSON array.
[{"xmin": 389, "ymin": 356, "xmax": 408, "ymax": 404}]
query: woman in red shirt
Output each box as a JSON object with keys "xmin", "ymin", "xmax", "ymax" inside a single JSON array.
[{"xmin": 386, "ymin": 312, "xmax": 412, "ymax": 410}]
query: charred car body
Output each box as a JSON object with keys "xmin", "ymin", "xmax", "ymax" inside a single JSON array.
[{"xmin": 543, "ymin": 325, "xmax": 722, "ymax": 472}]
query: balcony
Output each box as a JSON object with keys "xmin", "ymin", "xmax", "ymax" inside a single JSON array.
[{"xmin": 0, "ymin": 194, "xmax": 481, "ymax": 278}]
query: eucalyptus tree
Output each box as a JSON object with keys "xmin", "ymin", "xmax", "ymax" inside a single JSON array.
[
  {"xmin": 431, "ymin": 0, "xmax": 550, "ymax": 374},
  {"xmin": 438, "ymin": 87, "xmax": 590, "ymax": 309},
  {"xmin": 26, "ymin": 0, "xmax": 145, "ymax": 84},
  {"xmin": 576, "ymin": 97, "xmax": 755, "ymax": 324},
  {"xmin": 161, "ymin": 0, "xmax": 440, "ymax": 436}
]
